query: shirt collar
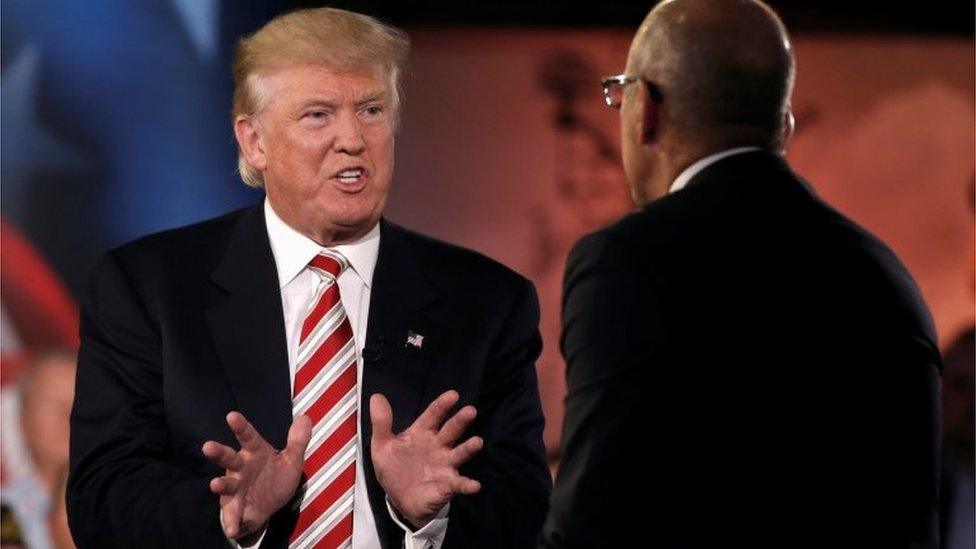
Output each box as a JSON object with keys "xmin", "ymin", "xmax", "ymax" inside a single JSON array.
[
  {"xmin": 264, "ymin": 198, "xmax": 381, "ymax": 290},
  {"xmin": 669, "ymin": 146, "xmax": 762, "ymax": 194}
]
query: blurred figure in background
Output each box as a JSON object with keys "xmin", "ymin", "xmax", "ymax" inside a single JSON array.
[
  {"xmin": 1, "ymin": 351, "xmax": 76, "ymax": 549},
  {"xmin": 0, "ymin": 218, "xmax": 80, "ymax": 549}
]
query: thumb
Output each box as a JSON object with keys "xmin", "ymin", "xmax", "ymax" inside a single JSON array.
[
  {"xmin": 283, "ymin": 414, "xmax": 313, "ymax": 464},
  {"xmin": 369, "ymin": 393, "xmax": 394, "ymax": 443}
]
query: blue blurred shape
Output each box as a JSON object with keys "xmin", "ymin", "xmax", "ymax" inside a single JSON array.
[{"xmin": 0, "ymin": 0, "xmax": 284, "ymax": 292}]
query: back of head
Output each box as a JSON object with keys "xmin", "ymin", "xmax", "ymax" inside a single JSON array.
[
  {"xmin": 231, "ymin": 7, "xmax": 410, "ymax": 187},
  {"xmin": 630, "ymin": 0, "xmax": 795, "ymax": 148}
]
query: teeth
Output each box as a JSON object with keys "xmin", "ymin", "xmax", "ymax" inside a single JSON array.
[{"xmin": 337, "ymin": 168, "xmax": 363, "ymax": 178}]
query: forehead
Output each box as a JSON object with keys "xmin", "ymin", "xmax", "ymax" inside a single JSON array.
[{"xmin": 263, "ymin": 62, "xmax": 389, "ymax": 103}]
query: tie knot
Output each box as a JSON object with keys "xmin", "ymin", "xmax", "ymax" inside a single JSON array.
[{"xmin": 309, "ymin": 251, "xmax": 349, "ymax": 280}]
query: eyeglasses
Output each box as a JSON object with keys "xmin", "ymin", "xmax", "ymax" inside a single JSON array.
[{"xmin": 601, "ymin": 74, "xmax": 639, "ymax": 109}]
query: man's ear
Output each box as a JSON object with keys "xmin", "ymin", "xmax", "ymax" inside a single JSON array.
[
  {"xmin": 640, "ymin": 81, "xmax": 662, "ymax": 146},
  {"xmin": 780, "ymin": 106, "xmax": 795, "ymax": 151},
  {"xmin": 234, "ymin": 115, "xmax": 268, "ymax": 173}
]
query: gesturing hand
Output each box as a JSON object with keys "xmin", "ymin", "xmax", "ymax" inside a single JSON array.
[
  {"xmin": 202, "ymin": 412, "xmax": 312, "ymax": 541},
  {"xmin": 370, "ymin": 390, "xmax": 484, "ymax": 529}
]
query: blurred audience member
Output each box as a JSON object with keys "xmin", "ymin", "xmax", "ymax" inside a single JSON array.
[{"xmin": 1, "ymin": 351, "xmax": 76, "ymax": 549}]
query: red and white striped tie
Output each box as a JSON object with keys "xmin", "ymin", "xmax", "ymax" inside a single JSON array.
[{"xmin": 289, "ymin": 251, "xmax": 358, "ymax": 549}]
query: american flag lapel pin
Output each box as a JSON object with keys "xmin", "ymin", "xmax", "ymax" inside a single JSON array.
[{"xmin": 406, "ymin": 330, "xmax": 424, "ymax": 350}]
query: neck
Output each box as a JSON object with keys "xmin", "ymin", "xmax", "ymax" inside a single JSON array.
[
  {"xmin": 639, "ymin": 134, "xmax": 774, "ymax": 203},
  {"xmin": 266, "ymin": 195, "xmax": 379, "ymax": 247},
  {"xmin": 302, "ymin": 224, "xmax": 374, "ymax": 247},
  {"xmin": 635, "ymin": 142, "xmax": 702, "ymax": 204}
]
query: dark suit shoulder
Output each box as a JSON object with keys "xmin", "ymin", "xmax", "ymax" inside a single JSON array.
[
  {"xmin": 94, "ymin": 206, "xmax": 254, "ymax": 303},
  {"xmin": 571, "ymin": 154, "xmax": 936, "ymax": 343},
  {"xmin": 813, "ymin": 203, "xmax": 938, "ymax": 346},
  {"xmin": 563, "ymin": 219, "xmax": 638, "ymax": 298},
  {"xmin": 565, "ymin": 191, "xmax": 697, "ymax": 281}
]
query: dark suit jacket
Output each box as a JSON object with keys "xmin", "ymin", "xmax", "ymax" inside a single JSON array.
[
  {"xmin": 541, "ymin": 151, "xmax": 941, "ymax": 548},
  {"xmin": 67, "ymin": 204, "xmax": 551, "ymax": 548}
]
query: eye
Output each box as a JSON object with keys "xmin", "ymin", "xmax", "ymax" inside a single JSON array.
[
  {"xmin": 361, "ymin": 104, "xmax": 384, "ymax": 118},
  {"xmin": 300, "ymin": 109, "xmax": 333, "ymax": 126}
]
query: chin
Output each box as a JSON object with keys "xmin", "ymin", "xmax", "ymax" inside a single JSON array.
[
  {"xmin": 331, "ymin": 210, "xmax": 380, "ymax": 232},
  {"xmin": 327, "ymin": 198, "xmax": 370, "ymax": 219}
]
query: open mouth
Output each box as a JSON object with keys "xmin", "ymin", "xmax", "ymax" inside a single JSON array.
[
  {"xmin": 336, "ymin": 168, "xmax": 364, "ymax": 184},
  {"xmin": 332, "ymin": 168, "xmax": 368, "ymax": 192}
]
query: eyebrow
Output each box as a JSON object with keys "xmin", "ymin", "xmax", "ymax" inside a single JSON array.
[
  {"xmin": 296, "ymin": 91, "xmax": 389, "ymax": 110},
  {"xmin": 355, "ymin": 90, "xmax": 389, "ymax": 106},
  {"xmin": 296, "ymin": 98, "xmax": 338, "ymax": 111}
]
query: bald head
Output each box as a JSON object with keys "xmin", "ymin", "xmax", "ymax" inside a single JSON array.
[{"xmin": 628, "ymin": 0, "xmax": 794, "ymax": 147}]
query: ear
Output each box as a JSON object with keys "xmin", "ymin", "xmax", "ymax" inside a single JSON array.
[
  {"xmin": 234, "ymin": 114, "xmax": 268, "ymax": 173},
  {"xmin": 639, "ymin": 81, "xmax": 662, "ymax": 146},
  {"xmin": 780, "ymin": 106, "xmax": 795, "ymax": 151}
]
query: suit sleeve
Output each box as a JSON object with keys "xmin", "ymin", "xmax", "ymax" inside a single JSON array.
[
  {"xmin": 67, "ymin": 251, "xmax": 227, "ymax": 548},
  {"xmin": 442, "ymin": 277, "xmax": 552, "ymax": 549},
  {"xmin": 539, "ymin": 230, "xmax": 656, "ymax": 548}
]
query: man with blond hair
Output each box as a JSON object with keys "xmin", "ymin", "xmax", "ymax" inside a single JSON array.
[
  {"xmin": 541, "ymin": 0, "xmax": 941, "ymax": 547},
  {"xmin": 68, "ymin": 8, "xmax": 550, "ymax": 549}
]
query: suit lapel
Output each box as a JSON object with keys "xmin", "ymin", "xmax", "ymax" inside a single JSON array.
[
  {"xmin": 360, "ymin": 219, "xmax": 440, "ymax": 548},
  {"xmin": 204, "ymin": 203, "xmax": 293, "ymax": 449}
]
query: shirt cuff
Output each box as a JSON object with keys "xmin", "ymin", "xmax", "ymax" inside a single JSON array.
[
  {"xmin": 220, "ymin": 509, "xmax": 266, "ymax": 548},
  {"xmin": 385, "ymin": 497, "xmax": 450, "ymax": 549}
]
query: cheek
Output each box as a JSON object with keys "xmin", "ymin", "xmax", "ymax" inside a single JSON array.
[
  {"xmin": 273, "ymin": 127, "xmax": 328, "ymax": 160},
  {"xmin": 367, "ymin": 126, "xmax": 395, "ymax": 163}
]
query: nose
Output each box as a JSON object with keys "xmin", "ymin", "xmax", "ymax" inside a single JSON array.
[{"xmin": 333, "ymin": 110, "xmax": 366, "ymax": 155}]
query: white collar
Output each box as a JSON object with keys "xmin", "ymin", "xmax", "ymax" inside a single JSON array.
[
  {"xmin": 263, "ymin": 198, "xmax": 381, "ymax": 290},
  {"xmin": 669, "ymin": 147, "xmax": 763, "ymax": 194}
]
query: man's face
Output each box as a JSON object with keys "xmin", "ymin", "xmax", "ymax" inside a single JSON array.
[{"xmin": 254, "ymin": 63, "xmax": 395, "ymax": 243}]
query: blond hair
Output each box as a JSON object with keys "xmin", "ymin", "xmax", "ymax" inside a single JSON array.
[{"xmin": 231, "ymin": 7, "xmax": 410, "ymax": 187}]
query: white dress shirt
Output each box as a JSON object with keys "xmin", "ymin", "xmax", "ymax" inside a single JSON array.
[
  {"xmin": 229, "ymin": 199, "xmax": 448, "ymax": 548},
  {"xmin": 669, "ymin": 146, "xmax": 762, "ymax": 194}
]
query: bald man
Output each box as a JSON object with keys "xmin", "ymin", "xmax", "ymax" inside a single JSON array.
[{"xmin": 540, "ymin": 1, "xmax": 941, "ymax": 547}]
